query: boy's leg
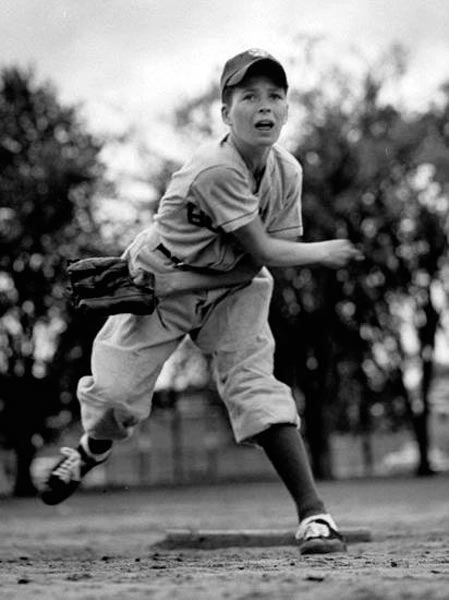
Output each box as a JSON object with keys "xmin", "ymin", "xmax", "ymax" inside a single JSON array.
[
  {"xmin": 255, "ymin": 423, "xmax": 325, "ymax": 521},
  {"xmin": 41, "ymin": 293, "xmax": 203, "ymax": 505},
  {"xmin": 255, "ymin": 423, "xmax": 346, "ymax": 553},
  {"xmin": 195, "ymin": 272, "xmax": 346, "ymax": 554}
]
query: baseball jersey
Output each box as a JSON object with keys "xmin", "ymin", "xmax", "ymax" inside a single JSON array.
[{"xmin": 155, "ymin": 134, "xmax": 303, "ymax": 272}]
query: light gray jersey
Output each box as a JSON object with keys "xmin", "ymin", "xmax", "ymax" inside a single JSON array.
[{"xmin": 155, "ymin": 134, "xmax": 303, "ymax": 272}]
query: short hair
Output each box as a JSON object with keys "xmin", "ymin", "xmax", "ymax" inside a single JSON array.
[{"xmin": 221, "ymin": 86, "xmax": 235, "ymax": 106}]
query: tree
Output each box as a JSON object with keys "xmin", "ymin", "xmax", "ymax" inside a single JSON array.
[{"xmin": 0, "ymin": 67, "xmax": 107, "ymax": 495}]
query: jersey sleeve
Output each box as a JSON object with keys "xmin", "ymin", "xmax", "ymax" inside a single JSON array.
[
  {"xmin": 267, "ymin": 163, "xmax": 303, "ymax": 239},
  {"xmin": 190, "ymin": 166, "xmax": 259, "ymax": 233}
]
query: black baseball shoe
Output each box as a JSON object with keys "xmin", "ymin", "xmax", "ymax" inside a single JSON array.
[
  {"xmin": 295, "ymin": 513, "xmax": 347, "ymax": 555},
  {"xmin": 40, "ymin": 436, "xmax": 111, "ymax": 505}
]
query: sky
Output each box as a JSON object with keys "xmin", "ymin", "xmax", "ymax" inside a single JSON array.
[
  {"xmin": 2, "ymin": 0, "xmax": 449, "ymax": 146},
  {"xmin": 3, "ymin": 0, "xmax": 449, "ymax": 201}
]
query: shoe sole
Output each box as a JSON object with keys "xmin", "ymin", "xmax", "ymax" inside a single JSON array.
[
  {"xmin": 40, "ymin": 481, "xmax": 81, "ymax": 505},
  {"xmin": 299, "ymin": 538, "xmax": 347, "ymax": 555}
]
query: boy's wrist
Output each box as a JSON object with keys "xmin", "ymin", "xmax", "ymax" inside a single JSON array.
[{"xmin": 312, "ymin": 242, "xmax": 329, "ymax": 266}]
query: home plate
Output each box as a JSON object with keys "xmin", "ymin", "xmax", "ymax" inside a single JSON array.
[{"xmin": 155, "ymin": 527, "xmax": 372, "ymax": 549}]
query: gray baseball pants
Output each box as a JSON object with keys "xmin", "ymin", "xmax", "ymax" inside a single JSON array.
[{"xmin": 77, "ymin": 229, "xmax": 300, "ymax": 444}]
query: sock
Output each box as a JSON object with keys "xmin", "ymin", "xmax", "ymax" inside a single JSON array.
[
  {"xmin": 256, "ymin": 424, "xmax": 326, "ymax": 522},
  {"xmin": 80, "ymin": 434, "xmax": 112, "ymax": 459}
]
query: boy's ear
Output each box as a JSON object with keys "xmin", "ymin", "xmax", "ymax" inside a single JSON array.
[{"xmin": 221, "ymin": 104, "xmax": 231, "ymax": 126}]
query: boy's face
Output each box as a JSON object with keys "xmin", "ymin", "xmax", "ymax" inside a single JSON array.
[{"xmin": 221, "ymin": 75, "xmax": 288, "ymax": 151}]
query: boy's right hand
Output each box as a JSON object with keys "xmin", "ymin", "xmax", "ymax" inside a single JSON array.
[{"xmin": 319, "ymin": 239, "xmax": 364, "ymax": 269}]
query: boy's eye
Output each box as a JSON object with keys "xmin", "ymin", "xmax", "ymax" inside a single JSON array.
[{"xmin": 242, "ymin": 93, "xmax": 255, "ymax": 101}]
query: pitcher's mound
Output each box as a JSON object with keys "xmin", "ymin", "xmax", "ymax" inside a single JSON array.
[{"xmin": 155, "ymin": 527, "xmax": 372, "ymax": 549}]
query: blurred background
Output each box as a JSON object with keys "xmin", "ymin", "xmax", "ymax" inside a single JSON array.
[{"xmin": 1, "ymin": 0, "xmax": 449, "ymax": 497}]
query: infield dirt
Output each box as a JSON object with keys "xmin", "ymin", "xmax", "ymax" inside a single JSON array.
[{"xmin": 1, "ymin": 474, "xmax": 449, "ymax": 599}]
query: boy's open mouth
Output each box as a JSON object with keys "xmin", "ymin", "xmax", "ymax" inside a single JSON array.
[{"xmin": 255, "ymin": 120, "xmax": 274, "ymax": 130}]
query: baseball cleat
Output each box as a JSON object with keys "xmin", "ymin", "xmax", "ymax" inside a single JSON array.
[
  {"xmin": 295, "ymin": 513, "xmax": 347, "ymax": 555},
  {"xmin": 40, "ymin": 437, "xmax": 111, "ymax": 505}
]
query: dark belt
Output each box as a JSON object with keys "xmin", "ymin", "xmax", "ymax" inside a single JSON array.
[
  {"xmin": 156, "ymin": 243, "xmax": 183, "ymax": 265},
  {"xmin": 156, "ymin": 243, "xmax": 226, "ymax": 276}
]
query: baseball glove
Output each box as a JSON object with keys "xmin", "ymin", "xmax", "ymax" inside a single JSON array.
[{"xmin": 67, "ymin": 256, "xmax": 157, "ymax": 317}]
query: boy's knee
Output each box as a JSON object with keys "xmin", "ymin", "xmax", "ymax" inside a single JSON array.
[{"xmin": 78, "ymin": 374, "xmax": 130, "ymax": 406}]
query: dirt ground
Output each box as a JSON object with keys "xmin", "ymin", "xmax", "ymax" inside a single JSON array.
[{"xmin": 1, "ymin": 474, "xmax": 449, "ymax": 600}]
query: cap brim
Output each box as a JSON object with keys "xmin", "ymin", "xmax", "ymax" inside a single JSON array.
[{"xmin": 226, "ymin": 58, "xmax": 287, "ymax": 88}]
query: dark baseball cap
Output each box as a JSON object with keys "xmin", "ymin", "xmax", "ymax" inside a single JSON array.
[{"xmin": 220, "ymin": 48, "xmax": 288, "ymax": 100}]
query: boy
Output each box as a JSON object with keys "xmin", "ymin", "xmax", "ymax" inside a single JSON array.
[{"xmin": 41, "ymin": 49, "xmax": 362, "ymax": 555}]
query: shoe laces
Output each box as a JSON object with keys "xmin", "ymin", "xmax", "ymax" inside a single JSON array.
[{"xmin": 53, "ymin": 447, "xmax": 82, "ymax": 483}]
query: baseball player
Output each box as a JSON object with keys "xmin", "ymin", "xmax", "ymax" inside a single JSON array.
[{"xmin": 41, "ymin": 49, "xmax": 362, "ymax": 555}]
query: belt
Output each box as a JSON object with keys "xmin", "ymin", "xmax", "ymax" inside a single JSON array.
[
  {"xmin": 156, "ymin": 243, "xmax": 224, "ymax": 275},
  {"xmin": 156, "ymin": 243, "xmax": 183, "ymax": 266}
]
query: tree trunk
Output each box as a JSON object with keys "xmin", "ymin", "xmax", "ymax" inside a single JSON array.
[
  {"xmin": 414, "ymin": 294, "xmax": 439, "ymax": 476},
  {"xmin": 413, "ymin": 406, "xmax": 433, "ymax": 476},
  {"xmin": 13, "ymin": 437, "xmax": 38, "ymax": 497},
  {"xmin": 5, "ymin": 373, "xmax": 47, "ymax": 497},
  {"xmin": 359, "ymin": 387, "xmax": 374, "ymax": 477},
  {"xmin": 303, "ymin": 391, "xmax": 333, "ymax": 479},
  {"xmin": 302, "ymin": 324, "xmax": 336, "ymax": 480},
  {"xmin": 400, "ymin": 376, "xmax": 433, "ymax": 477},
  {"xmin": 413, "ymin": 346, "xmax": 434, "ymax": 476}
]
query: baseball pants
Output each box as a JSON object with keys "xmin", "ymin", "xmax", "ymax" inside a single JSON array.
[{"xmin": 77, "ymin": 234, "xmax": 300, "ymax": 444}]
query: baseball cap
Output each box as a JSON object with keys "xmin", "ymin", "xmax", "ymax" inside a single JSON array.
[{"xmin": 220, "ymin": 48, "xmax": 288, "ymax": 100}]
